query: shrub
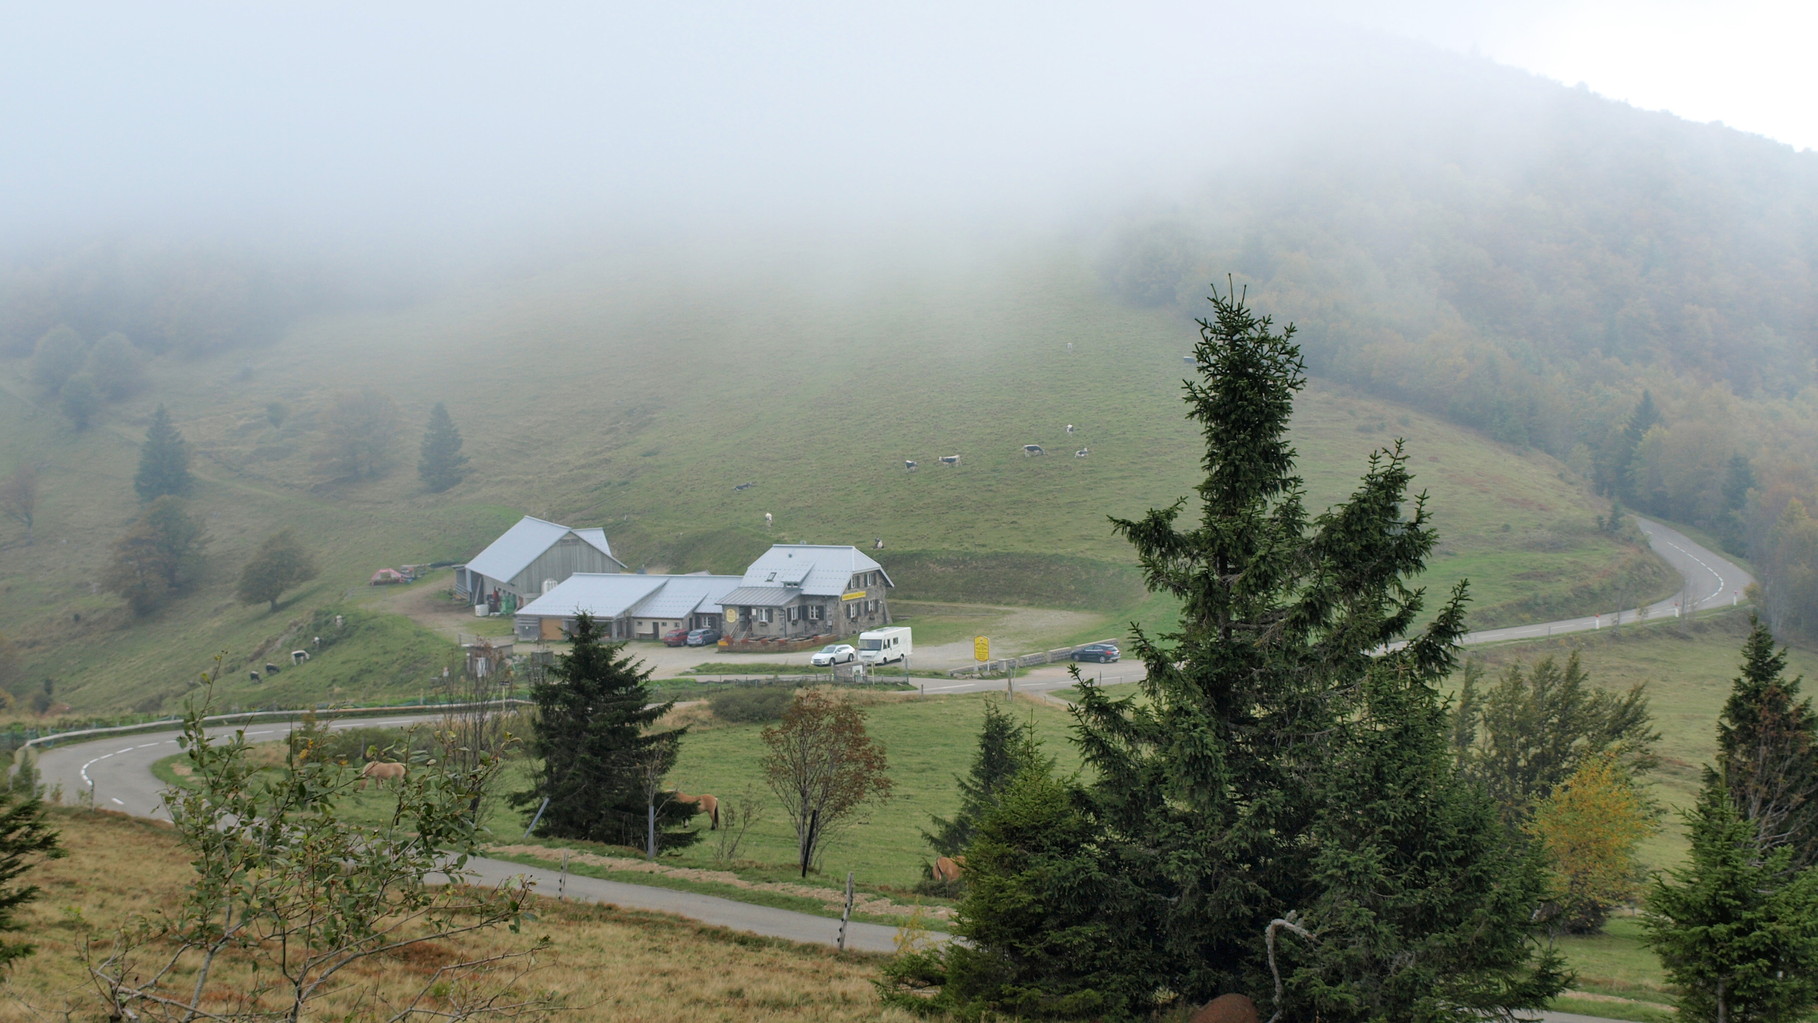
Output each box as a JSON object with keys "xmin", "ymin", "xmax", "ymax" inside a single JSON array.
[{"xmin": 708, "ymin": 686, "xmax": 796, "ymax": 724}]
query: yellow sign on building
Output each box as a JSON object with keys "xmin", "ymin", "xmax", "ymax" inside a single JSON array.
[{"xmin": 841, "ymin": 589, "xmax": 867, "ymax": 602}]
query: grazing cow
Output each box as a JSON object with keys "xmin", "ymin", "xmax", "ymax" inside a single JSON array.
[
  {"xmin": 292, "ymin": 649, "xmax": 311, "ymax": 664},
  {"xmin": 249, "ymin": 671, "xmax": 261, "ymax": 683},
  {"xmin": 903, "ymin": 459, "xmax": 918, "ymax": 471},
  {"xmin": 932, "ymin": 855, "xmax": 966, "ymax": 882},
  {"xmin": 359, "ymin": 761, "xmax": 407, "ymax": 790},
  {"xmin": 873, "ymin": 537, "xmax": 884, "ymax": 550},
  {"xmin": 764, "ymin": 512, "xmax": 773, "ymax": 529},
  {"xmin": 733, "ymin": 481, "xmax": 756, "ymax": 492},
  {"xmin": 1065, "ymin": 423, "xmax": 1076, "ymax": 435},
  {"xmin": 1065, "ymin": 341, "xmax": 1074, "ymax": 353},
  {"xmin": 676, "ymin": 791, "xmax": 720, "ymax": 829},
  {"xmin": 1075, "ymin": 447, "xmax": 1089, "ymax": 458},
  {"xmin": 938, "ymin": 454, "xmax": 960, "ymax": 467},
  {"xmin": 264, "ymin": 663, "xmax": 281, "ymax": 675},
  {"xmin": 1022, "ymin": 444, "xmax": 1046, "ymax": 456}
]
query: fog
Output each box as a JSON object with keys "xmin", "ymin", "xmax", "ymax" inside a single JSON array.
[{"xmin": 0, "ymin": 5, "xmax": 1453, "ymax": 258}]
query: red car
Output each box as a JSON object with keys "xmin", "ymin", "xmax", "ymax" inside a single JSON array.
[{"xmin": 661, "ymin": 628, "xmax": 691, "ymax": 647}]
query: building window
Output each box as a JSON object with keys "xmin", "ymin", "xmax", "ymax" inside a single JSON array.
[
  {"xmin": 758, "ymin": 607, "xmax": 773, "ymax": 624},
  {"xmin": 788, "ymin": 606, "xmax": 799, "ymax": 621},
  {"xmin": 808, "ymin": 605, "xmax": 823, "ymax": 621}
]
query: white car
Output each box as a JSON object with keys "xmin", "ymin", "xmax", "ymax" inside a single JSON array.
[{"xmin": 810, "ymin": 644, "xmax": 857, "ymax": 666}]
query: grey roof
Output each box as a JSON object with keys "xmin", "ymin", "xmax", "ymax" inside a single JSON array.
[
  {"xmin": 736, "ymin": 545, "xmax": 891, "ymax": 596},
  {"xmin": 463, "ymin": 516, "xmax": 619, "ymax": 582},
  {"xmin": 719, "ymin": 586, "xmax": 801, "ymax": 608},
  {"xmin": 517, "ymin": 573, "xmax": 742, "ymax": 620},
  {"xmin": 633, "ymin": 574, "xmax": 745, "ymax": 618},
  {"xmin": 517, "ymin": 574, "xmax": 664, "ymax": 619}
]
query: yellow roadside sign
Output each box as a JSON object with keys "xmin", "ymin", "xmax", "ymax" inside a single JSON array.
[{"xmin": 974, "ymin": 636, "xmax": 989, "ymax": 662}]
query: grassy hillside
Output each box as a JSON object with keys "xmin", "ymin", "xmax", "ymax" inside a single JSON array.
[{"xmin": 0, "ymin": 244, "xmax": 1671, "ymax": 712}]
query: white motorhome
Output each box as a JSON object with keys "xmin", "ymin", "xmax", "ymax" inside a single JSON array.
[{"xmin": 857, "ymin": 626, "xmax": 912, "ymax": 665}]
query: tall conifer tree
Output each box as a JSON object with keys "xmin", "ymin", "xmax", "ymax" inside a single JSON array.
[
  {"xmin": 417, "ymin": 401, "xmax": 468, "ymax": 492},
  {"xmin": 1056, "ymin": 285, "xmax": 1562, "ymax": 1019},
  {"xmin": 1713, "ymin": 614, "xmax": 1818, "ymax": 868},
  {"xmin": 514, "ymin": 614, "xmax": 699, "ymax": 849},
  {"xmin": 134, "ymin": 404, "xmax": 193, "ymax": 502}
]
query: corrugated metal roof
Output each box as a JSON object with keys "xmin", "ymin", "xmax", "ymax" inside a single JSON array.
[
  {"xmin": 517, "ymin": 573, "xmax": 743, "ymax": 620},
  {"xmin": 463, "ymin": 516, "xmax": 619, "ymax": 582},
  {"xmin": 634, "ymin": 575, "xmax": 744, "ymax": 618},
  {"xmin": 737, "ymin": 545, "xmax": 890, "ymax": 596},
  {"xmin": 719, "ymin": 585, "xmax": 800, "ymax": 607},
  {"xmin": 516, "ymin": 574, "xmax": 665, "ymax": 619}
]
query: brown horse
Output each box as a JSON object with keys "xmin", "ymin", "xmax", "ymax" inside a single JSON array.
[
  {"xmin": 932, "ymin": 855, "xmax": 966, "ymax": 882},
  {"xmin": 675, "ymin": 791, "xmax": 719, "ymax": 829},
  {"xmin": 359, "ymin": 761, "xmax": 407, "ymax": 790}
]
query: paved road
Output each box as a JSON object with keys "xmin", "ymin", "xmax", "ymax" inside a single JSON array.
[{"xmin": 37, "ymin": 519, "xmax": 1739, "ymax": 1018}]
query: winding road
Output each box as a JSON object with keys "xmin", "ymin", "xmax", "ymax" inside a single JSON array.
[{"xmin": 32, "ymin": 517, "xmax": 1748, "ymax": 1017}]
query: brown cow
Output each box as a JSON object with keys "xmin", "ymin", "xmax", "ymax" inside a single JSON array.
[
  {"xmin": 932, "ymin": 855, "xmax": 967, "ymax": 882},
  {"xmin": 358, "ymin": 761, "xmax": 407, "ymax": 790},
  {"xmin": 676, "ymin": 791, "xmax": 719, "ymax": 829}
]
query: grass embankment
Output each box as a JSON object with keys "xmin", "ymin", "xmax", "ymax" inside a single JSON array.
[
  {"xmin": 6, "ymin": 807, "xmax": 914, "ymax": 1023},
  {"xmin": 2, "ymin": 247, "xmax": 1675, "ymax": 716}
]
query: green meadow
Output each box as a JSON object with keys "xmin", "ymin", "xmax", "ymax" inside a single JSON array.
[{"xmin": 3, "ymin": 245, "xmax": 1676, "ymax": 715}]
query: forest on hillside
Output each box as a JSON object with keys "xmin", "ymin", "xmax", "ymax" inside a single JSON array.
[{"xmin": 1093, "ymin": 49, "xmax": 1818, "ymax": 638}]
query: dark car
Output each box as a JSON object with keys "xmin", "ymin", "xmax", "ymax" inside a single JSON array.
[
  {"xmin": 661, "ymin": 628, "xmax": 691, "ymax": 647},
  {"xmin": 686, "ymin": 627, "xmax": 722, "ymax": 647},
  {"xmin": 1071, "ymin": 643, "xmax": 1120, "ymax": 663}
]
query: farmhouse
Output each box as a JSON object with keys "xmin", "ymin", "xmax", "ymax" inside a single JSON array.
[
  {"xmin": 453, "ymin": 515, "xmax": 627, "ymax": 611},
  {"xmin": 717, "ymin": 544, "xmax": 892, "ymax": 641},
  {"xmin": 513, "ymin": 572, "xmax": 740, "ymax": 642}
]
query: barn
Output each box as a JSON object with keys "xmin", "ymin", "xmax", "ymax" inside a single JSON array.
[
  {"xmin": 453, "ymin": 516, "xmax": 627, "ymax": 611},
  {"xmin": 513, "ymin": 572, "xmax": 742, "ymax": 642},
  {"xmin": 716, "ymin": 544, "xmax": 892, "ymax": 642}
]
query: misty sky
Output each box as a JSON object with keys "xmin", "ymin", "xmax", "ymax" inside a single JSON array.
[{"xmin": 1, "ymin": 1, "xmax": 1808, "ymax": 251}]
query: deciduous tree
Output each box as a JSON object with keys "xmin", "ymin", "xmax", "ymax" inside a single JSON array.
[
  {"xmin": 234, "ymin": 528, "xmax": 319, "ymax": 612},
  {"xmin": 418, "ymin": 401, "xmax": 469, "ymax": 492},
  {"xmin": 318, "ymin": 387, "xmax": 399, "ymax": 481},
  {"xmin": 84, "ymin": 331, "xmax": 147, "ymax": 401},
  {"xmin": 133, "ymin": 404, "xmax": 193, "ymax": 502},
  {"xmin": 762, "ymin": 687, "xmax": 891, "ymax": 877},
  {"xmin": 1527, "ymin": 751, "xmax": 1656, "ymax": 934},
  {"xmin": 514, "ymin": 614, "xmax": 698, "ymax": 850},
  {"xmin": 101, "ymin": 497, "xmax": 207, "ymax": 616},
  {"xmin": 29, "ymin": 324, "xmax": 85, "ymax": 396},
  {"xmin": 0, "ymin": 462, "xmax": 38, "ymax": 543},
  {"xmin": 87, "ymin": 673, "xmax": 551, "ymax": 1021},
  {"xmin": 57, "ymin": 374, "xmax": 100, "ymax": 430}
]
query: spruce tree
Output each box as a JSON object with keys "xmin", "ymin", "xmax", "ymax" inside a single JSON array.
[
  {"xmin": 514, "ymin": 614, "xmax": 699, "ymax": 849},
  {"xmin": 923, "ymin": 701, "xmax": 1047, "ymax": 858},
  {"xmin": 134, "ymin": 404, "xmax": 193, "ymax": 502},
  {"xmin": 417, "ymin": 401, "xmax": 469, "ymax": 493},
  {"xmin": 1713, "ymin": 614, "xmax": 1818, "ymax": 868},
  {"xmin": 0, "ymin": 788, "xmax": 62, "ymax": 971},
  {"xmin": 1050, "ymin": 285, "xmax": 1563, "ymax": 1019},
  {"xmin": 1645, "ymin": 779, "xmax": 1818, "ymax": 1023}
]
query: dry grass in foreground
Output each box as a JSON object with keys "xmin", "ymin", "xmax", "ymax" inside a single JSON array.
[{"xmin": 3, "ymin": 808, "xmax": 923, "ymax": 1023}]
